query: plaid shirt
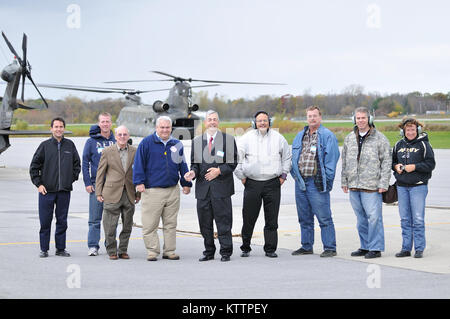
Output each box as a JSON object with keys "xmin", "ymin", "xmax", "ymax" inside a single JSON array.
[{"xmin": 298, "ymin": 129, "xmax": 318, "ymax": 177}]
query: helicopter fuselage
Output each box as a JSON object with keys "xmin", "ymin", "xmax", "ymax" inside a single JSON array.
[{"xmin": 117, "ymin": 104, "xmax": 201, "ymax": 139}]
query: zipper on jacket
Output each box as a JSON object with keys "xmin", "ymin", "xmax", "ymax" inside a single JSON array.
[{"xmin": 58, "ymin": 141, "xmax": 61, "ymax": 191}]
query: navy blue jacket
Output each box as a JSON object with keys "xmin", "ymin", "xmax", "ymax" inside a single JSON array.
[
  {"xmin": 82, "ymin": 125, "xmax": 116, "ymax": 187},
  {"xmin": 392, "ymin": 132, "xmax": 435, "ymax": 186},
  {"xmin": 133, "ymin": 133, "xmax": 192, "ymax": 188}
]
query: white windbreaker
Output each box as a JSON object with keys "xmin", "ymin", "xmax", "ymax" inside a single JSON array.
[{"xmin": 234, "ymin": 128, "xmax": 292, "ymax": 181}]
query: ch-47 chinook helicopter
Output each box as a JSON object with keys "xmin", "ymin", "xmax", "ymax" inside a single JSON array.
[
  {"xmin": 0, "ymin": 32, "xmax": 50, "ymax": 155},
  {"xmin": 39, "ymin": 71, "xmax": 285, "ymax": 139}
]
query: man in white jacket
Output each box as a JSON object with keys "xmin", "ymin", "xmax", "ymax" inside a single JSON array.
[{"xmin": 234, "ymin": 111, "xmax": 292, "ymax": 258}]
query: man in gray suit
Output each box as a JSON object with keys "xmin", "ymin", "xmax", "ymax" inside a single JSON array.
[{"xmin": 96, "ymin": 125, "xmax": 140, "ymax": 260}]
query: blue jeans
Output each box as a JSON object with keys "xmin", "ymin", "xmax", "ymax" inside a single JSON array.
[
  {"xmin": 295, "ymin": 178, "xmax": 336, "ymax": 251},
  {"xmin": 349, "ymin": 191, "xmax": 384, "ymax": 251},
  {"xmin": 397, "ymin": 185, "xmax": 428, "ymax": 252},
  {"xmin": 88, "ymin": 190, "xmax": 104, "ymax": 249}
]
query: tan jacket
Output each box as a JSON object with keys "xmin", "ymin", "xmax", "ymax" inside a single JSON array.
[{"xmin": 95, "ymin": 144, "xmax": 139, "ymax": 204}]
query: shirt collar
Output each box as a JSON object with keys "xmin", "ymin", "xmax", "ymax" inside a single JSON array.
[
  {"xmin": 156, "ymin": 132, "xmax": 172, "ymax": 145},
  {"xmin": 117, "ymin": 144, "xmax": 128, "ymax": 151},
  {"xmin": 206, "ymin": 131, "xmax": 218, "ymax": 141}
]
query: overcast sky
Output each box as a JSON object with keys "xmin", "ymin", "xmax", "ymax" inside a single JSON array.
[{"xmin": 1, "ymin": 0, "xmax": 449, "ymax": 103}]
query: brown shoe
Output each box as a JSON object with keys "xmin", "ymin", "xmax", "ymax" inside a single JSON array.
[
  {"xmin": 163, "ymin": 254, "xmax": 180, "ymax": 260},
  {"xmin": 109, "ymin": 254, "xmax": 118, "ymax": 260},
  {"xmin": 118, "ymin": 253, "xmax": 130, "ymax": 259},
  {"xmin": 147, "ymin": 256, "xmax": 158, "ymax": 261}
]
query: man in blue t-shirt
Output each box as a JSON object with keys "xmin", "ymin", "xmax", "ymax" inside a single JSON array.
[{"xmin": 82, "ymin": 112, "xmax": 116, "ymax": 256}]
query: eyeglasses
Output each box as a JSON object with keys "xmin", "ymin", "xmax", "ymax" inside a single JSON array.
[
  {"xmin": 256, "ymin": 120, "xmax": 269, "ymax": 123},
  {"xmin": 117, "ymin": 133, "xmax": 129, "ymax": 137}
]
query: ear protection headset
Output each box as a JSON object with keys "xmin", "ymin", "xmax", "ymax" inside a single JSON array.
[
  {"xmin": 251, "ymin": 110, "xmax": 273, "ymax": 129},
  {"xmin": 399, "ymin": 118, "xmax": 423, "ymax": 137},
  {"xmin": 352, "ymin": 109, "xmax": 374, "ymax": 126}
]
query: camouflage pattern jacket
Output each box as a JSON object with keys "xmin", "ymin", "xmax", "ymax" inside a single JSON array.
[{"xmin": 341, "ymin": 126, "xmax": 392, "ymax": 191}]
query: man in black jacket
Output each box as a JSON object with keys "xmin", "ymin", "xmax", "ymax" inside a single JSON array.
[
  {"xmin": 30, "ymin": 117, "xmax": 81, "ymax": 258},
  {"xmin": 184, "ymin": 110, "xmax": 238, "ymax": 262}
]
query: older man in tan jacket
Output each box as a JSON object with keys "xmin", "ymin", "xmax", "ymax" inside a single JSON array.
[{"xmin": 96, "ymin": 125, "xmax": 140, "ymax": 260}]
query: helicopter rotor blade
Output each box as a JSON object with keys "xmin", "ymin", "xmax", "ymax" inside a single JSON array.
[
  {"xmin": 38, "ymin": 84, "xmax": 130, "ymax": 94},
  {"xmin": 151, "ymin": 70, "xmax": 285, "ymax": 85},
  {"xmin": 1, "ymin": 31, "xmax": 23, "ymax": 65},
  {"xmin": 103, "ymin": 79, "xmax": 172, "ymax": 84},
  {"xmin": 38, "ymin": 83, "xmax": 137, "ymax": 91},
  {"xmin": 151, "ymin": 70, "xmax": 185, "ymax": 81},
  {"xmin": 135, "ymin": 88, "xmax": 174, "ymax": 94},
  {"xmin": 26, "ymin": 74, "xmax": 48, "ymax": 108},
  {"xmin": 189, "ymin": 84, "xmax": 220, "ymax": 89},
  {"xmin": 37, "ymin": 83, "xmax": 174, "ymax": 95},
  {"xmin": 21, "ymin": 33, "xmax": 27, "ymax": 101},
  {"xmin": 189, "ymin": 79, "xmax": 286, "ymax": 85}
]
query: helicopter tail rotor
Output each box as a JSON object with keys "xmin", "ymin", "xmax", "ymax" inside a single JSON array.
[{"xmin": 1, "ymin": 31, "xmax": 48, "ymax": 108}]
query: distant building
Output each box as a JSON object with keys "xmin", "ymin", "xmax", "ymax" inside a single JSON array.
[{"xmin": 426, "ymin": 110, "xmax": 445, "ymax": 115}]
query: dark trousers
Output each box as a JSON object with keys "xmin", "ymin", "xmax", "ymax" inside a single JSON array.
[
  {"xmin": 240, "ymin": 178, "xmax": 281, "ymax": 253},
  {"xmin": 197, "ymin": 193, "xmax": 233, "ymax": 257},
  {"xmin": 38, "ymin": 191, "xmax": 71, "ymax": 252}
]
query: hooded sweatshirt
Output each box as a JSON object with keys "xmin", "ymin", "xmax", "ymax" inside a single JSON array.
[
  {"xmin": 392, "ymin": 132, "xmax": 435, "ymax": 187},
  {"xmin": 82, "ymin": 124, "xmax": 116, "ymax": 187}
]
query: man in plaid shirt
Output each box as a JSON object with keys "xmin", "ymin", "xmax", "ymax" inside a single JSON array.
[{"xmin": 290, "ymin": 106, "xmax": 340, "ymax": 257}]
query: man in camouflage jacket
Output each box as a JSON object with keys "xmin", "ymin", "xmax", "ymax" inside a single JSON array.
[{"xmin": 341, "ymin": 107, "xmax": 392, "ymax": 259}]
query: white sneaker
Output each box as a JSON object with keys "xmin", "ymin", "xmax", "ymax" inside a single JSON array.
[{"xmin": 88, "ymin": 247, "xmax": 98, "ymax": 256}]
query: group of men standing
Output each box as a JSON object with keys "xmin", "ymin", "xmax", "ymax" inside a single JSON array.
[{"xmin": 30, "ymin": 105, "xmax": 392, "ymax": 261}]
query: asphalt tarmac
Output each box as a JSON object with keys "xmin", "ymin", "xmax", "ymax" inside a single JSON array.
[{"xmin": 1, "ymin": 137, "xmax": 450, "ymax": 300}]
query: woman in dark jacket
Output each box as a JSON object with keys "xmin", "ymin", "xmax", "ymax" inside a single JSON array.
[{"xmin": 392, "ymin": 118, "xmax": 435, "ymax": 258}]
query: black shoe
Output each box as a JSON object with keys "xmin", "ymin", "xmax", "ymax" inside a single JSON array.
[
  {"xmin": 221, "ymin": 256, "xmax": 230, "ymax": 262},
  {"xmin": 265, "ymin": 252, "xmax": 278, "ymax": 258},
  {"xmin": 56, "ymin": 249, "xmax": 70, "ymax": 257},
  {"xmin": 39, "ymin": 251, "xmax": 48, "ymax": 258},
  {"xmin": 351, "ymin": 249, "xmax": 369, "ymax": 257},
  {"xmin": 395, "ymin": 250, "xmax": 411, "ymax": 258},
  {"xmin": 199, "ymin": 255, "xmax": 214, "ymax": 262},
  {"xmin": 291, "ymin": 248, "xmax": 313, "ymax": 255},
  {"xmin": 240, "ymin": 251, "xmax": 250, "ymax": 257},
  {"xmin": 364, "ymin": 251, "xmax": 381, "ymax": 259},
  {"xmin": 320, "ymin": 250, "xmax": 337, "ymax": 257},
  {"xmin": 414, "ymin": 251, "xmax": 423, "ymax": 258}
]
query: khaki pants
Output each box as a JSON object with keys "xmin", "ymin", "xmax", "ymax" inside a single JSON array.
[
  {"xmin": 141, "ymin": 185, "xmax": 180, "ymax": 258},
  {"xmin": 102, "ymin": 189, "xmax": 135, "ymax": 256}
]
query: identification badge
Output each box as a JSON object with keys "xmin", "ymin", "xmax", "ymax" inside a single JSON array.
[
  {"xmin": 216, "ymin": 150, "xmax": 224, "ymax": 157},
  {"xmin": 310, "ymin": 145, "xmax": 317, "ymax": 153},
  {"xmin": 97, "ymin": 147, "xmax": 104, "ymax": 154}
]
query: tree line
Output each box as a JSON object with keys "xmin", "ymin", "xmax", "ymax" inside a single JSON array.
[{"xmin": 14, "ymin": 86, "xmax": 450, "ymax": 125}]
